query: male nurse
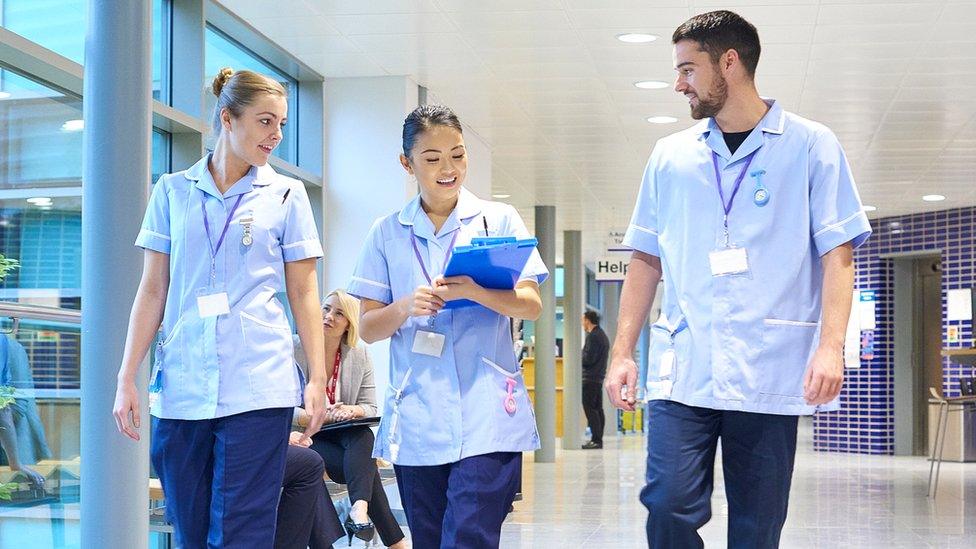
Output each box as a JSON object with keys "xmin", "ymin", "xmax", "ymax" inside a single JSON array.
[{"xmin": 605, "ymin": 10, "xmax": 872, "ymax": 549}]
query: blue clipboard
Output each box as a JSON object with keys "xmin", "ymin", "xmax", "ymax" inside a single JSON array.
[{"xmin": 442, "ymin": 236, "xmax": 538, "ymax": 309}]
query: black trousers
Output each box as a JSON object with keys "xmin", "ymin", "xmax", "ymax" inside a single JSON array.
[
  {"xmin": 311, "ymin": 425, "xmax": 405, "ymax": 546},
  {"xmin": 275, "ymin": 445, "xmax": 344, "ymax": 549},
  {"xmin": 582, "ymin": 380, "xmax": 605, "ymax": 444}
]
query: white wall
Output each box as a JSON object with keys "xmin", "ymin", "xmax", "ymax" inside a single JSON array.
[
  {"xmin": 424, "ymin": 88, "xmax": 492, "ymax": 199},
  {"xmin": 323, "ymin": 76, "xmax": 420, "ymax": 413},
  {"xmin": 458, "ymin": 124, "xmax": 492, "ymax": 200}
]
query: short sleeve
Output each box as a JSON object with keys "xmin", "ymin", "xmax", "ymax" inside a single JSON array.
[
  {"xmin": 135, "ymin": 177, "xmax": 172, "ymax": 253},
  {"xmin": 808, "ymin": 129, "xmax": 872, "ymax": 256},
  {"xmin": 622, "ymin": 146, "xmax": 661, "ymax": 256},
  {"xmin": 348, "ymin": 219, "xmax": 393, "ymax": 304},
  {"xmin": 505, "ymin": 205, "xmax": 549, "ymax": 285},
  {"xmin": 280, "ymin": 181, "xmax": 324, "ymax": 262}
]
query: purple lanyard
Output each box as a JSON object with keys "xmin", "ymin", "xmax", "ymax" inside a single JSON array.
[
  {"xmin": 201, "ymin": 192, "xmax": 245, "ymax": 283},
  {"xmin": 711, "ymin": 150, "xmax": 758, "ymax": 246},
  {"xmin": 410, "ymin": 230, "xmax": 459, "ymax": 285}
]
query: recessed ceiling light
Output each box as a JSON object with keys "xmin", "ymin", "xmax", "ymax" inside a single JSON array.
[
  {"xmin": 492, "ymin": 194, "xmax": 511, "ymax": 199},
  {"xmin": 922, "ymin": 194, "xmax": 945, "ymax": 202},
  {"xmin": 862, "ymin": 205, "xmax": 877, "ymax": 212},
  {"xmin": 891, "ymin": 229, "xmax": 904, "ymax": 235},
  {"xmin": 634, "ymin": 80, "xmax": 669, "ymax": 90},
  {"xmin": 61, "ymin": 119, "xmax": 84, "ymax": 132},
  {"xmin": 27, "ymin": 197, "xmax": 53, "ymax": 205},
  {"xmin": 0, "ymin": 91, "xmax": 11, "ymax": 100},
  {"xmin": 647, "ymin": 116, "xmax": 678, "ymax": 124},
  {"xmin": 617, "ymin": 33, "xmax": 658, "ymax": 44}
]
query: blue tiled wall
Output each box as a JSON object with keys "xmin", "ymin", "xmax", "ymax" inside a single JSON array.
[{"xmin": 813, "ymin": 206, "xmax": 976, "ymax": 454}]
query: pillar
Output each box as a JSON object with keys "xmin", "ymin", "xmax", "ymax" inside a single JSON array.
[
  {"xmin": 80, "ymin": 2, "xmax": 153, "ymax": 547},
  {"xmin": 562, "ymin": 230, "xmax": 583, "ymax": 449},
  {"xmin": 600, "ymin": 282, "xmax": 622, "ymax": 437},
  {"xmin": 533, "ymin": 205, "xmax": 556, "ymax": 462}
]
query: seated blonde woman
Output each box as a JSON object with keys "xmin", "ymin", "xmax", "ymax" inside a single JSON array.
[{"xmin": 293, "ymin": 290, "xmax": 406, "ymax": 548}]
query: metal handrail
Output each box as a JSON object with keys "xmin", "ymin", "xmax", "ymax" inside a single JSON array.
[{"xmin": 0, "ymin": 302, "xmax": 81, "ymax": 326}]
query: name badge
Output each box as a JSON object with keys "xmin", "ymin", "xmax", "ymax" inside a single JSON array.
[
  {"xmin": 412, "ymin": 330, "xmax": 446, "ymax": 357},
  {"xmin": 197, "ymin": 287, "xmax": 230, "ymax": 318},
  {"xmin": 709, "ymin": 247, "xmax": 749, "ymax": 276},
  {"xmin": 659, "ymin": 349, "xmax": 675, "ymax": 378}
]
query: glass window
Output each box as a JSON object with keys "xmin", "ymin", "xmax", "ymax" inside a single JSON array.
[
  {"xmin": 0, "ymin": 67, "xmax": 82, "ymax": 549},
  {"xmin": 0, "ymin": 1, "xmax": 86, "ymax": 64},
  {"xmin": 152, "ymin": 129, "xmax": 170, "ymax": 184},
  {"xmin": 0, "ymin": 67, "xmax": 169, "ymax": 549},
  {"xmin": 0, "ymin": 314, "xmax": 81, "ymax": 548},
  {"xmin": 0, "ymin": 0, "xmax": 169, "ymax": 102},
  {"xmin": 153, "ymin": 0, "xmax": 170, "ymax": 103},
  {"xmin": 0, "ymin": 65, "xmax": 83, "ymax": 305},
  {"xmin": 0, "ymin": 66, "xmax": 82, "ymax": 192},
  {"xmin": 205, "ymin": 25, "xmax": 297, "ymax": 164}
]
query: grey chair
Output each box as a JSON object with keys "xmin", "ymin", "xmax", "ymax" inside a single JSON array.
[{"xmin": 926, "ymin": 387, "xmax": 976, "ymax": 497}]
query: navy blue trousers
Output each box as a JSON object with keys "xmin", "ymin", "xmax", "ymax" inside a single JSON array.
[
  {"xmin": 151, "ymin": 407, "xmax": 292, "ymax": 549},
  {"xmin": 394, "ymin": 452, "xmax": 521, "ymax": 549},
  {"xmin": 641, "ymin": 400, "xmax": 798, "ymax": 549}
]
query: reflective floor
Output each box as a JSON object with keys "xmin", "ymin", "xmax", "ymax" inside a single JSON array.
[
  {"xmin": 499, "ymin": 419, "xmax": 976, "ymax": 548},
  {"xmin": 3, "ymin": 420, "xmax": 974, "ymax": 548}
]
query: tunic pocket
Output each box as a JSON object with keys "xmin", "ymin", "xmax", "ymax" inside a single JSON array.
[
  {"xmin": 645, "ymin": 314, "xmax": 687, "ymax": 399},
  {"xmin": 155, "ymin": 318, "xmax": 185, "ymax": 392},
  {"xmin": 479, "ymin": 356, "xmax": 539, "ymax": 444},
  {"xmin": 757, "ymin": 318, "xmax": 819, "ymax": 400},
  {"xmin": 240, "ymin": 311, "xmax": 294, "ymax": 398}
]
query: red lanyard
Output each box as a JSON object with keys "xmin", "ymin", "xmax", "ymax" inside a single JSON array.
[{"xmin": 325, "ymin": 349, "xmax": 341, "ymax": 405}]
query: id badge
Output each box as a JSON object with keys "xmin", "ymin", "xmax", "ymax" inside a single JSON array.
[
  {"xmin": 709, "ymin": 247, "xmax": 749, "ymax": 276},
  {"xmin": 196, "ymin": 285, "xmax": 230, "ymax": 318},
  {"xmin": 412, "ymin": 330, "xmax": 446, "ymax": 357}
]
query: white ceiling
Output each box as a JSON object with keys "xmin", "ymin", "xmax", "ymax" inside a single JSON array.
[{"xmin": 221, "ymin": 0, "xmax": 976, "ymax": 261}]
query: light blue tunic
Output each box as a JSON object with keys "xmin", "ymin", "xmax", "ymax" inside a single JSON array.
[
  {"xmin": 624, "ymin": 99, "xmax": 871, "ymax": 416},
  {"xmin": 136, "ymin": 155, "xmax": 323, "ymax": 420},
  {"xmin": 348, "ymin": 188, "xmax": 549, "ymax": 466}
]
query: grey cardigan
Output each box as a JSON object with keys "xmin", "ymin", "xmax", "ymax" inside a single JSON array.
[{"xmin": 293, "ymin": 335, "xmax": 378, "ymax": 418}]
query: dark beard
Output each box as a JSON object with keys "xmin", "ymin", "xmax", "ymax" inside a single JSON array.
[{"xmin": 690, "ymin": 72, "xmax": 728, "ymax": 120}]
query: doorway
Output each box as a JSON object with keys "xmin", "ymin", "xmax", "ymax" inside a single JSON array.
[{"xmin": 892, "ymin": 253, "xmax": 943, "ymax": 456}]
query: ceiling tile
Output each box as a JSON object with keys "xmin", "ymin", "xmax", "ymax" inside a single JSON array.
[{"xmin": 225, "ymin": 0, "xmax": 976, "ymax": 262}]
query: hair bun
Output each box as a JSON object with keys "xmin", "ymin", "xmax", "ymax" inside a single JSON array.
[{"xmin": 211, "ymin": 67, "xmax": 234, "ymax": 97}]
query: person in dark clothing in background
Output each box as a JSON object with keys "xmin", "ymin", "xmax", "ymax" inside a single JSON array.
[{"xmin": 581, "ymin": 310, "xmax": 610, "ymax": 449}]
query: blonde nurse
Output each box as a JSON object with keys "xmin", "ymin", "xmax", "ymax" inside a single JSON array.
[{"xmin": 113, "ymin": 68, "xmax": 327, "ymax": 548}]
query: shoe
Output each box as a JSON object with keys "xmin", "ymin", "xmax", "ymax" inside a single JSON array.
[
  {"xmin": 581, "ymin": 441, "xmax": 602, "ymax": 450},
  {"xmin": 344, "ymin": 515, "xmax": 375, "ymax": 545}
]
